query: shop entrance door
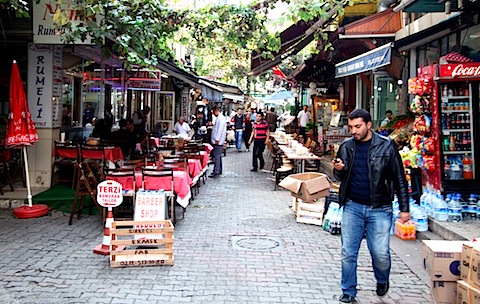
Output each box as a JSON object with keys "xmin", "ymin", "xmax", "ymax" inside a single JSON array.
[
  {"xmin": 152, "ymin": 91, "xmax": 175, "ymax": 134},
  {"xmin": 373, "ymin": 74, "xmax": 397, "ymax": 127}
]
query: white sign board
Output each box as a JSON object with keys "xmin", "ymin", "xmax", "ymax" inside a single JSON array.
[
  {"xmin": 127, "ymin": 71, "xmax": 161, "ymax": 91},
  {"xmin": 28, "ymin": 44, "xmax": 54, "ymax": 128},
  {"xmin": 97, "ymin": 180, "xmax": 123, "ymax": 208},
  {"xmin": 33, "ymin": 0, "xmax": 94, "ymax": 44},
  {"xmin": 134, "ymin": 190, "xmax": 166, "ymax": 239}
]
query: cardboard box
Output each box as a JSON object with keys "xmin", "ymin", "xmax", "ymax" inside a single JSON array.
[
  {"xmin": 461, "ymin": 242, "xmax": 480, "ymax": 283},
  {"xmin": 279, "ymin": 172, "xmax": 331, "ymax": 202},
  {"xmin": 423, "ymin": 240, "xmax": 464, "ymax": 281},
  {"xmin": 471, "ymin": 284, "xmax": 480, "ymax": 304},
  {"xmin": 458, "ymin": 280, "xmax": 470, "ymax": 304},
  {"xmin": 471, "ymin": 247, "xmax": 480, "ymax": 290},
  {"xmin": 430, "ymin": 280, "xmax": 457, "ymax": 304}
]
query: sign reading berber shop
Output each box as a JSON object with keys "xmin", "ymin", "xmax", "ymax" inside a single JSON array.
[{"xmin": 97, "ymin": 180, "xmax": 123, "ymax": 208}]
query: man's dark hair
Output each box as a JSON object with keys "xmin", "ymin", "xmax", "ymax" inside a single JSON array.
[
  {"xmin": 270, "ymin": 107, "xmax": 274, "ymax": 112},
  {"xmin": 211, "ymin": 106, "xmax": 220, "ymax": 112},
  {"xmin": 349, "ymin": 108, "xmax": 371, "ymax": 123},
  {"xmin": 385, "ymin": 110, "xmax": 393, "ymax": 115},
  {"xmin": 257, "ymin": 111, "xmax": 264, "ymax": 117},
  {"xmin": 119, "ymin": 119, "xmax": 127, "ymax": 128}
]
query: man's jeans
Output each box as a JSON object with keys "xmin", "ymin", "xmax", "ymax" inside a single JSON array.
[
  {"xmin": 212, "ymin": 144, "xmax": 223, "ymax": 175},
  {"xmin": 234, "ymin": 130, "xmax": 243, "ymax": 150},
  {"xmin": 252, "ymin": 139, "xmax": 266, "ymax": 170},
  {"xmin": 341, "ymin": 200, "xmax": 392, "ymax": 297}
]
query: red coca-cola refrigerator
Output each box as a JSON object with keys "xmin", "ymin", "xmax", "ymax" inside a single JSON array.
[{"xmin": 425, "ymin": 62, "xmax": 480, "ymax": 193}]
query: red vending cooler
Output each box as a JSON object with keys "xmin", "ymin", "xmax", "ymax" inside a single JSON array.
[{"xmin": 427, "ymin": 62, "xmax": 480, "ymax": 193}]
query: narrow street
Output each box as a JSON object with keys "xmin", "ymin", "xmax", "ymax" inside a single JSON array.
[{"xmin": 0, "ymin": 147, "xmax": 432, "ymax": 304}]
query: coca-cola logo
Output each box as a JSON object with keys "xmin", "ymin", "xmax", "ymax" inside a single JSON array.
[{"xmin": 451, "ymin": 64, "xmax": 480, "ymax": 78}]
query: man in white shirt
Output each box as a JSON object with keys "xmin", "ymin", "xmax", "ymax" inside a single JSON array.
[
  {"xmin": 297, "ymin": 105, "xmax": 311, "ymax": 139},
  {"xmin": 173, "ymin": 117, "xmax": 191, "ymax": 139},
  {"xmin": 209, "ymin": 107, "xmax": 227, "ymax": 178},
  {"xmin": 380, "ymin": 110, "xmax": 394, "ymax": 128}
]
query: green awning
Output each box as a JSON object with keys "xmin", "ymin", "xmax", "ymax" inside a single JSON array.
[{"xmin": 403, "ymin": 0, "xmax": 458, "ymax": 13}]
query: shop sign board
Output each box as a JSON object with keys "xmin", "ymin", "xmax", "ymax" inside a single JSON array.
[
  {"xmin": 438, "ymin": 63, "xmax": 480, "ymax": 79},
  {"xmin": 335, "ymin": 43, "xmax": 392, "ymax": 78},
  {"xmin": 134, "ymin": 190, "xmax": 166, "ymax": 239},
  {"xmin": 33, "ymin": 0, "xmax": 95, "ymax": 44},
  {"xmin": 97, "ymin": 180, "xmax": 123, "ymax": 208},
  {"xmin": 127, "ymin": 71, "xmax": 162, "ymax": 91},
  {"xmin": 28, "ymin": 44, "xmax": 63, "ymax": 128}
]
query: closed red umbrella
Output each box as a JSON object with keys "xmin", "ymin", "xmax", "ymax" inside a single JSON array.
[{"xmin": 6, "ymin": 60, "xmax": 48, "ymax": 218}]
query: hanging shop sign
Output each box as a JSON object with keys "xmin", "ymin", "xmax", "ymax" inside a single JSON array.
[
  {"xmin": 127, "ymin": 71, "xmax": 162, "ymax": 91},
  {"xmin": 28, "ymin": 44, "xmax": 63, "ymax": 128},
  {"xmin": 335, "ymin": 43, "xmax": 393, "ymax": 78},
  {"xmin": 438, "ymin": 63, "xmax": 480, "ymax": 79},
  {"xmin": 33, "ymin": 0, "xmax": 95, "ymax": 44}
]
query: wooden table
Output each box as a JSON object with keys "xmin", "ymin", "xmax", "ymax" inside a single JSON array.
[{"xmin": 278, "ymin": 145, "xmax": 320, "ymax": 173}]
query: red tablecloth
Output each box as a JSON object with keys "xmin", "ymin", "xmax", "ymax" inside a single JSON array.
[
  {"xmin": 82, "ymin": 147, "xmax": 123, "ymax": 163},
  {"xmin": 56, "ymin": 146, "xmax": 123, "ymax": 163},
  {"xmin": 135, "ymin": 171, "xmax": 192, "ymax": 201},
  {"xmin": 199, "ymin": 151, "xmax": 209, "ymax": 168},
  {"xmin": 204, "ymin": 143, "xmax": 213, "ymax": 154},
  {"xmin": 188, "ymin": 159, "xmax": 202, "ymax": 178}
]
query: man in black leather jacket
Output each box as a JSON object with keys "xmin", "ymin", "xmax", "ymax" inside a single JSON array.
[{"xmin": 332, "ymin": 109, "xmax": 410, "ymax": 303}]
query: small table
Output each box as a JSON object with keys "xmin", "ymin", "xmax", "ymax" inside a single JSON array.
[
  {"xmin": 135, "ymin": 171, "xmax": 192, "ymax": 208},
  {"xmin": 278, "ymin": 145, "xmax": 321, "ymax": 173}
]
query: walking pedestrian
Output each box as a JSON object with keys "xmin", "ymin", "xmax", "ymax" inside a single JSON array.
[
  {"xmin": 265, "ymin": 107, "xmax": 278, "ymax": 132},
  {"xmin": 231, "ymin": 108, "xmax": 245, "ymax": 152},
  {"xmin": 332, "ymin": 108, "xmax": 410, "ymax": 303},
  {"xmin": 243, "ymin": 112, "xmax": 253, "ymax": 152},
  {"xmin": 297, "ymin": 105, "xmax": 311, "ymax": 139},
  {"xmin": 248, "ymin": 112, "xmax": 270, "ymax": 172},
  {"xmin": 209, "ymin": 107, "xmax": 226, "ymax": 178}
]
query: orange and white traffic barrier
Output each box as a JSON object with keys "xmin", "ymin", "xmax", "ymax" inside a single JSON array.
[{"xmin": 93, "ymin": 208, "xmax": 115, "ymax": 255}]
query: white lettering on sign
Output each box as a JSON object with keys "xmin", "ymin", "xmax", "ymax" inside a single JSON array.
[
  {"xmin": 451, "ymin": 64, "xmax": 480, "ymax": 78},
  {"xmin": 97, "ymin": 180, "xmax": 123, "ymax": 207}
]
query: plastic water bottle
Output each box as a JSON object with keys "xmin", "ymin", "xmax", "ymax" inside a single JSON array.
[
  {"xmin": 420, "ymin": 190, "xmax": 428, "ymax": 210},
  {"xmin": 459, "ymin": 194, "xmax": 469, "ymax": 219},
  {"xmin": 468, "ymin": 194, "xmax": 477, "ymax": 220},
  {"xmin": 448, "ymin": 195, "xmax": 463, "ymax": 222},
  {"xmin": 434, "ymin": 194, "xmax": 448, "ymax": 221},
  {"xmin": 476, "ymin": 196, "xmax": 480, "ymax": 221},
  {"xmin": 425, "ymin": 189, "xmax": 433, "ymax": 217},
  {"xmin": 323, "ymin": 202, "xmax": 339, "ymax": 231},
  {"xmin": 416, "ymin": 207, "xmax": 428, "ymax": 232}
]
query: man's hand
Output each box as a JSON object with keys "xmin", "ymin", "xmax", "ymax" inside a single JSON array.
[
  {"xmin": 332, "ymin": 158, "xmax": 345, "ymax": 171},
  {"xmin": 398, "ymin": 212, "xmax": 411, "ymax": 223}
]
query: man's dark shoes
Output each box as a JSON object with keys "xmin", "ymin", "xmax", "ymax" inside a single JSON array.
[
  {"xmin": 376, "ymin": 282, "xmax": 389, "ymax": 297},
  {"xmin": 339, "ymin": 293, "xmax": 355, "ymax": 303},
  {"xmin": 208, "ymin": 173, "xmax": 217, "ymax": 178},
  {"xmin": 250, "ymin": 168, "xmax": 258, "ymax": 172}
]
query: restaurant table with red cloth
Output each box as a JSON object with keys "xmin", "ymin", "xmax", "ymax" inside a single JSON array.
[
  {"xmin": 83, "ymin": 147, "xmax": 123, "ymax": 163},
  {"xmin": 134, "ymin": 170, "xmax": 192, "ymax": 208},
  {"xmin": 56, "ymin": 146, "xmax": 124, "ymax": 163},
  {"xmin": 188, "ymin": 159, "xmax": 202, "ymax": 178},
  {"xmin": 204, "ymin": 143, "xmax": 213, "ymax": 154}
]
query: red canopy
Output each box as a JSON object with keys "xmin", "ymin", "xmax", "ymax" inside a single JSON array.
[{"xmin": 5, "ymin": 61, "xmax": 38, "ymax": 148}]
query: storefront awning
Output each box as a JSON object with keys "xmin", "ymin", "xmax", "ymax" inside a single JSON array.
[
  {"xmin": 249, "ymin": 2, "xmax": 343, "ymax": 76},
  {"xmin": 339, "ymin": 8, "xmax": 402, "ymax": 39},
  {"xmin": 223, "ymin": 93, "xmax": 244, "ymax": 102},
  {"xmin": 335, "ymin": 42, "xmax": 393, "ymax": 78}
]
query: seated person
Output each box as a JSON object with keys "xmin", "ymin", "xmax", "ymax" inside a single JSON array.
[
  {"xmin": 91, "ymin": 118, "xmax": 111, "ymax": 139},
  {"xmin": 173, "ymin": 117, "xmax": 191, "ymax": 139},
  {"xmin": 110, "ymin": 119, "xmax": 136, "ymax": 159}
]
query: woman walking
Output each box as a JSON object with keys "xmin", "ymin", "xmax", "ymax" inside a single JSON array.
[{"xmin": 243, "ymin": 112, "xmax": 253, "ymax": 152}]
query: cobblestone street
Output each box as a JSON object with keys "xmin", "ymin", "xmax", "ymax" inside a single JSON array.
[{"xmin": 0, "ymin": 147, "xmax": 433, "ymax": 304}]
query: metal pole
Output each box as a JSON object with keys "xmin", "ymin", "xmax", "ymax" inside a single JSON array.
[{"xmin": 23, "ymin": 146, "xmax": 33, "ymax": 207}]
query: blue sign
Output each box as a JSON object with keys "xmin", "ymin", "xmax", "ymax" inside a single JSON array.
[{"xmin": 335, "ymin": 43, "xmax": 392, "ymax": 78}]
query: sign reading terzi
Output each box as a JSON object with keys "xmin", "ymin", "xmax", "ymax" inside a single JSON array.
[
  {"xmin": 33, "ymin": 0, "xmax": 94, "ymax": 44},
  {"xmin": 439, "ymin": 63, "xmax": 480, "ymax": 79},
  {"xmin": 335, "ymin": 43, "xmax": 393, "ymax": 78}
]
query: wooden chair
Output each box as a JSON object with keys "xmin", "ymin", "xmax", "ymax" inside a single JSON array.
[
  {"xmin": 52, "ymin": 141, "xmax": 79, "ymax": 188},
  {"xmin": 104, "ymin": 168, "xmax": 136, "ymax": 219},
  {"xmin": 141, "ymin": 167, "xmax": 176, "ymax": 224},
  {"xmin": 69, "ymin": 161, "xmax": 104, "ymax": 225},
  {"xmin": 80, "ymin": 144, "xmax": 106, "ymax": 169}
]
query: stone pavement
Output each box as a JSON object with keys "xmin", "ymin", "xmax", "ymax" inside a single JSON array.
[{"xmin": 0, "ymin": 146, "xmax": 433, "ymax": 304}]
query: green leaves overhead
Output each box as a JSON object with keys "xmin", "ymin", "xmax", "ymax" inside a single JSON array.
[{"xmin": 48, "ymin": 0, "xmax": 342, "ymax": 77}]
